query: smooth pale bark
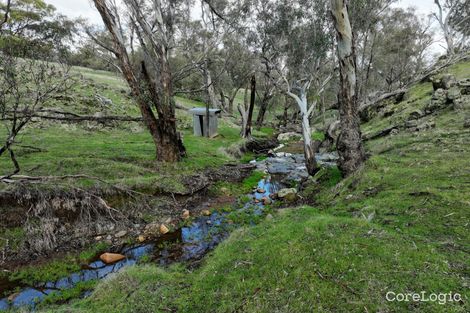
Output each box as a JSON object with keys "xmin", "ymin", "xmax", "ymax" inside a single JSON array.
[
  {"xmin": 238, "ymin": 88, "xmax": 249, "ymax": 137},
  {"xmin": 286, "ymin": 87, "xmax": 318, "ymax": 176},
  {"xmin": 433, "ymin": 0, "xmax": 455, "ymax": 56},
  {"xmin": 331, "ymin": 0, "xmax": 365, "ymax": 176},
  {"xmin": 93, "ymin": 0, "xmax": 186, "ymax": 162}
]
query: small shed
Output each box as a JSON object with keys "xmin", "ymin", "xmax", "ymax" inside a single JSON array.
[{"xmin": 188, "ymin": 108, "xmax": 222, "ymax": 137}]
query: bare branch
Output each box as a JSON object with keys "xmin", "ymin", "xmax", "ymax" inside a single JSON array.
[{"xmin": 0, "ymin": 0, "xmax": 11, "ymax": 29}]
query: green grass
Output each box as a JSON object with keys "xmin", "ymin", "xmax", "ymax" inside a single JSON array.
[
  {"xmin": 36, "ymin": 60, "xmax": 470, "ymax": 313},
  {"xmin": 209, "ymin": 171, "xmax": 265, "ymax": 198},
  {"xmin": 8, "ymin": 242, "xmax": 109, "ymax": 286},
  {"xmin": 42, "ymin": 209, "xmax": 467, "ymax": 313},
  {"xmin": 0, "ymin": 122, "xmax": 244, "ymax": 193},
  {"xmin": 311, "ymin": 130, "xmax": 326, "ymax": 141}
]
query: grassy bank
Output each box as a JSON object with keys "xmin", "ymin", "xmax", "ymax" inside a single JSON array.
[{"xmin": 35, "ymin": 62, "xmax": 470, "ymax": 312}]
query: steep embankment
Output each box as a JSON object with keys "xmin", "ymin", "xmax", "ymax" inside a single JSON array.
[{"xmin": 42, "ymin": 61, "xmax": 469, "ymax": 312}]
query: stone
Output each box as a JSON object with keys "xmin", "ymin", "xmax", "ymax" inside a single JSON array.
[
  {"xmin": 7, "ymin": 292, "xmax": 19, "ymax": 302},
  {"xmin": 182, "ymin": 209, "xmax": 190, "ymax": 219},
  {"xmin": 408, "ymin": 109, "xmax": 424, "ymax": 120},
  {"xmin": 106, "ymin": 235, "xmax": 112, "ymax": 240},
  {"xmin": 426, "ymin": 88, "xmax": 449, "ymax": 113},
  {"xmin": 257, "ymin": 188, "xmax": 266, "ymax": 194},
  {"xmin": 464, "ymin": 117, "xmax": 470, "ymax": 129},
  {"xmin": 143, "ymin": 223, "xmax": 160, "ymax": 236},
  {"xmin": 405, "ymin": 120, "xmax": 418, "ymax": 128},
  {"xmin": 100, "ymin": 252, "xmax": 126, "ymax": 264},
  {"xmin": 202, "ymin": 209, "xmax": 211, "ymax": 216},
  {"xmin": 159, "ymin": 224, "xmax": 170, "ymax": 235},
  {"xmin": 432, "ymin": 74, "xmax": 456, "ymax": 90},
  {"xmin": 453, "ymin": 95, "xmax": 470, "ymax": 110},
  {"xmin": 277, "ymin": 132, "xmax": 302, "ymax": 142},
  {"xmin": 115, "ymin": 230, "xmax": 127, "ymax": 238},
  {"xmin": 137, "ymin": 235, "xmax": 146, "ymax": 243},
  {"xmin": 95, "ymin": 236, "xmax": 103, "ymax": 241},
  {"xmin": 458, "ymin": 78, "xmax": 470, "ymax": 94},
  {"xmin": 416, "ymin": 120, "xmax": 436, "ymax": 132},
  {"xmin": 261, "ymin": 197, "xmax": 272, "ymax": 205},
  {"xmin": 220, "ymin": 187, "xmax": 230, "ymax": 195},
  {"xmin": 447, "ymin": 86, "xmax": 461, "ymax": 101},
  {"xmin": 265, "ymin": 213, "xmax": 274, "ymax": 220},
  {"xmin": 277, "ymin": 188, "xmax": 298, "ymax": 201}
]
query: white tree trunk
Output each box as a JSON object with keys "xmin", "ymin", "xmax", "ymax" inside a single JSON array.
[{"xmin": 287, "ymin": 89, "xmax": 318, "ymax": 175}]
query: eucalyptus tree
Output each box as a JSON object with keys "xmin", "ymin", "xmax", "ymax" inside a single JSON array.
[
  {"xmin": 433, "ymin": 0, "xmax": 470, "ymax": 56},
  {"xmin": 92, "ymin": 0, "xmax": 186, "ymax": 162},
  {"xmin": 373, "ymin": 8, "xmax": 433, "ymax": 91},
  {"xmin": 0, "ymin": 0, "xmax": 75, "ymax": 56},
  {"xmin": 330, "ymin": 0, "xmax": 366, "ymax": 176},
  {"xmin": 348, "ymin": 0, "xmax": 396, "ymax": 101},
  {"xmin": 268, "ymin": 0, "xmax": 333, "ymax": 176}
]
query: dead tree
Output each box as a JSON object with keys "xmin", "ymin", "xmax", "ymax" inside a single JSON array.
[
  {"xmin": 242, "ymin": 74, "xmax": 256, "ymax": 138},
  {"xmin": 331, "ymin": 0, "xmax": 366, "ymax": 176},
  {"xmin": 92, "ymin": 0, "xmax": 186, "ymax": 162},
  {"xmin": 0, "ymin": 0, "xmax": 11, "ymax": 29}
]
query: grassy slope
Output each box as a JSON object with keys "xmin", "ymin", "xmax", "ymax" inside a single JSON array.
[
  {"xmin": 0, "ymin": 66, "xmax": 271, "ymax": 193},
  {"xmin": 38, "ymin": 62, "xmax": 470, "ymax": 312}
]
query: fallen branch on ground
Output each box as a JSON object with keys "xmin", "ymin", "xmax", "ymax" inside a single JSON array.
[{"xmin": 2, "ymin": 111, "xmax": 143, "ymax": 123}]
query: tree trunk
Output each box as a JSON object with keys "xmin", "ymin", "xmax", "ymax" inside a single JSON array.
[
  {"xmin": 141, "ymin": 61, "xmax": 186, "ymax": 162},
  {"xmin": 93, "ymin": 0, "xmax": 186, "ymax": 162},
  {"xmin": 243, "ymin": 74, "xmax": 256, "ymax": 138},
  {"xmin": 255, "ymin": 90, "xmax": 273, "ymax": 128},
  {"xmin": 219, "ymin": 91, "xmax": 227, "ymax": 112},
  {"xmin": 434, "ymin": 0, "xmax": 455, "ymax": 56},
  {"xmin": 287, "ymin": 89, "xmax": 319, "ymax": 176},
  {"xmin": 282, "ymin": 95, "xmax": 289, "ymax": 127},
  {"xmin": 301, "ymin": 111, "xmax": 318, "ymax": 176},
  {"xmin": 331, "ymin": 0, "xmax": 365, "ymax": 176},
  {"xmin": 238, "ymin": 87, "xmax": 249, "ymax": 137}
]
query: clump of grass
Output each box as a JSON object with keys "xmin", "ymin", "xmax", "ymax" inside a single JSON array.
[
  {"xmin": 10, "ymin": 258, "xmax": 81, "ymax": 286},
  {"xmin": 10, "ymin": 243, "xmax": 110, "ymax": 286},
  {"xmin": 311, "ymin": 130, "xmax": 325, "ymax": 141},
  {"xmin": 39, "ymin": 280, "xmax": 97, "ymax": 307},
  {"xmin": 241, "ymin": 171, "xmax": 265, "ymax": 192}
]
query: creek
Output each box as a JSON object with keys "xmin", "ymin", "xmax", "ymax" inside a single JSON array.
[{"xmin": 0, "ymin": 151, "xmax": 337, "ymax": 311}]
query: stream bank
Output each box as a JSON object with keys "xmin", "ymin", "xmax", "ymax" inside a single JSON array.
[{"xmin": 0, "ymin": 146, "xmax": 337, "ymax": 311}]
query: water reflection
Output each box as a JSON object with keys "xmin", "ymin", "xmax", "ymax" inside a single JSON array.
[{"xmin": 0, "ymin": 176, "xmax": 282, "ymax": 311}]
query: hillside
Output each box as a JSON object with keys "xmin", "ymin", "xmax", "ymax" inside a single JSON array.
[{"xmin": 32, "ymin": 61, "xmax": 470, "ymax": 313}]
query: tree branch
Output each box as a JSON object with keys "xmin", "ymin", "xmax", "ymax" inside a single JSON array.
[{"xmin": 0, "ymin": 0, "xmax": 11, "ymax": 29}]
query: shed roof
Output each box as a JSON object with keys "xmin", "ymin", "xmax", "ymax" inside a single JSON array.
[{"xmin": 188, "ymin": 108, "xmax": 222, "ymax": 116}]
